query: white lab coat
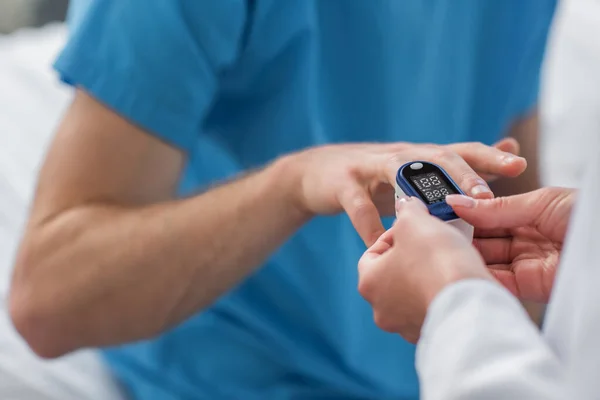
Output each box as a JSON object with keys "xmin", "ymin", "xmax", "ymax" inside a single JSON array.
[{"xmin": 416, "ymin": 148, "xmax": 600, "ymax": 399}]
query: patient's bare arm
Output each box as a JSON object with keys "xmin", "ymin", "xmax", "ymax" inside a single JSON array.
[{"xmin": 10, "ymin": 90, "xmax": 310, "ymax": 358}]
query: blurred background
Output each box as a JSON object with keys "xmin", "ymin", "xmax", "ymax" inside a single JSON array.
[
  {"xmin": 0, "ymin": 0, "xmax": 599, "ymax": 398},
  {"xmin": 0, "ymin": 0, "xmax": 68, "ymax": 33}
]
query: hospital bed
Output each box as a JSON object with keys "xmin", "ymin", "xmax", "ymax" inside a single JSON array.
[
  {"xmin": 0, "ymin": 24, "xmax": 127, "ymax": 399},
  {"xmin": 0, "ymin": 0, "xmax": 599, "ymax": 397}
]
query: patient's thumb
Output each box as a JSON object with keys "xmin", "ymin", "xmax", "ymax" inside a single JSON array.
[{"xmin": 446, "ymin": 194, "xmax": 534, "ymax": 229}]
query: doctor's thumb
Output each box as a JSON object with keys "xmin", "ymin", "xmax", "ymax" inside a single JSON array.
[
  {"xmin": 395, "ymin": 196, "xmax": 429, "ymax": 218},
  {"xmin": 445, "ymin": 193, "xmax": 536, "ymax": 230}
]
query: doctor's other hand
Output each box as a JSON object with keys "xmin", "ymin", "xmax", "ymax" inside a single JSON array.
[
  {"xmin": 288, "ymin": 139, "xmax": 526, "ymax": 247},
  {"xmin": 357, "ymin": 197, "xmax": 494, "ymax": 343},
  {"xmin": 447, "ymin": 187, "xmax": 576, "ymax": 304}
]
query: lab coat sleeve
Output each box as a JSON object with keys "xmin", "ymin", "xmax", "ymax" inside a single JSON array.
[{"xmin": 416, "ymin": 279, "xmax": 565, "ymax": 400}]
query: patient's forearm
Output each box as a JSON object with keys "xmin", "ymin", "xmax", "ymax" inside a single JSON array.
[{"xmin": 10, "ymin": 157, "xmax": 309, "ymax": 358}]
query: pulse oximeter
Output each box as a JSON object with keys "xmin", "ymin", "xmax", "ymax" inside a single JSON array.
[{"xmin": 395, "ymin": 161, "xmax": 474, "ymax": 240}]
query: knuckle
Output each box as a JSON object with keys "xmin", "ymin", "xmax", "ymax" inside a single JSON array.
[
  {"xmin": 385, "ymin": 153, "xmax": 405, "ymax": 170},
  {"xmin": 376, "ymin": 154, "xmax": 404, "ymax": 184},
  {"xmin": 492, "ymin": 195, "xmax": 510, "ymax": 211},
  {"xmin": 385, "ymin": 142, "xmax": 411, "ymax": 153},
  {"xmin": 351, "ymin": 193, "xmax": 371, "ymax": 209},
  {"xmin": 339, "ymin": 184, "xmax": 366, "ymax": 205},
  {"xmin": 403, "ymin": 332, "xmax": 420, "ymax": 344},
  {"xmin": 456, "ymin": 171, "xmax": 484, "ymax": 188},
  {"xmin": 453, "ymin": 141, "xmax": 485, "ymax": 152},
  {"xmin": 374, "ymin": 311, "xmax": 399, "ymax": 333},
  {"xmin": 344, "ymin": 164, "xmax": 362, "ymax": 180},
  {"xmin": 422, "ymin": 226, "xmax": 442, "ymax": 241},
  {"xmin": 357, "ymin": 274, "xmax": 375, "ymax": 300},
  {"xmin": 430, "ymin": 147, "xmax": 457, "ymax": 163},
  {"xmin": 350, "ymin": 196, "xmax": 375, "ymax": 219},
  {"xmin": 415, "ymin": 226, "xmax": 444, "ymax": 247},
  {"xmin": 469, "ymin": 141, "xmax": 490, "ymax": 154}
]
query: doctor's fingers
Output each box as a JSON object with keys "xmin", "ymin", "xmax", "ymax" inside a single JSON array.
[
  {"xmin": 392, "ymin": 197, "xmax": 448, "ymax": 243},
  {"xmin": 472, "ymin": 237, "xmax": 513, "ymax": 265},
  {"xmin": 394, "ymin": 196, "xmax": 429, "ymax": 219},
  {"xmin": 447, "ymin": 193, "xmax": 540, "ymax": 230},
  {"xmin": 362, "ymin": 228, "xmax": 394, "ymax": 260},
  {"xmin": 357, "ymin": 229, "xmax": 394, "ymax": 281},
  {"xmin": 487, "ymin": 269, "xmax": 552, "ymax": 304},
  {"xmin": 358, "ymin": 199, "xmax": 424, "ymax": 278},
  {"xmin": 394, "ymin": 197, "xmax": 475, "ymax": 257}
]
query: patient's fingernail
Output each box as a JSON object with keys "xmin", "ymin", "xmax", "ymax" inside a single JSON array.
[
  {"xmin": 470, "ymin": 184, "xmax": 491, "ymax": 197},
  {"xmin": 446, "ymin": 194, "xmax": 476, "ymax": 208},
  {"xmin": 502, "ymin": 154, "xmax": 524, "ymax": 165}
]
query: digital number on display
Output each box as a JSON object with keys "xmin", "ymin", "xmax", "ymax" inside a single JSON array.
[{"xmin": 410, "ymin": 172, "xmax": 455, "ymax": 204}]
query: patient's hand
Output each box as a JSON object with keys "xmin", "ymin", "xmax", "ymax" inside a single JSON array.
[{"xmin": 447, "ymin": 187, "xmax": 575, "ymax": 303}]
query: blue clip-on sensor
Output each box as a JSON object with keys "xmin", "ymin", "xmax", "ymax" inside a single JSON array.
[{"xmin": 395, "ymin": 161, "xmax": 474, "ymax": 239}]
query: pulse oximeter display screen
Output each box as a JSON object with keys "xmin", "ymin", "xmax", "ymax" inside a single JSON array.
[{"xmin": 410, "ymin": 172, "xmax": 458, "ymax": 204}]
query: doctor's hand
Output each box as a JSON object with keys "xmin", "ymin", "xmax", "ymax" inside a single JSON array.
[
  {"xmin": 447, "ymin": 187, "xmax": 576, "ymax": 304},
  {"xmin": 357, "ymin": 197, "xmax": 494, "ymax": 343},
  {"xmin": 290, "ymin": 138, "xmax": 526, "ymax": 246}
]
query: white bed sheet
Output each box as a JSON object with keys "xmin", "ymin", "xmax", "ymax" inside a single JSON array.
[
  {"xmin": 0, "ymin": 1, "xmax": 599, "ymax": 398},
  {"xmin": 0, "ymin": 24, "xmax": 127, "ymax": 400}
]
